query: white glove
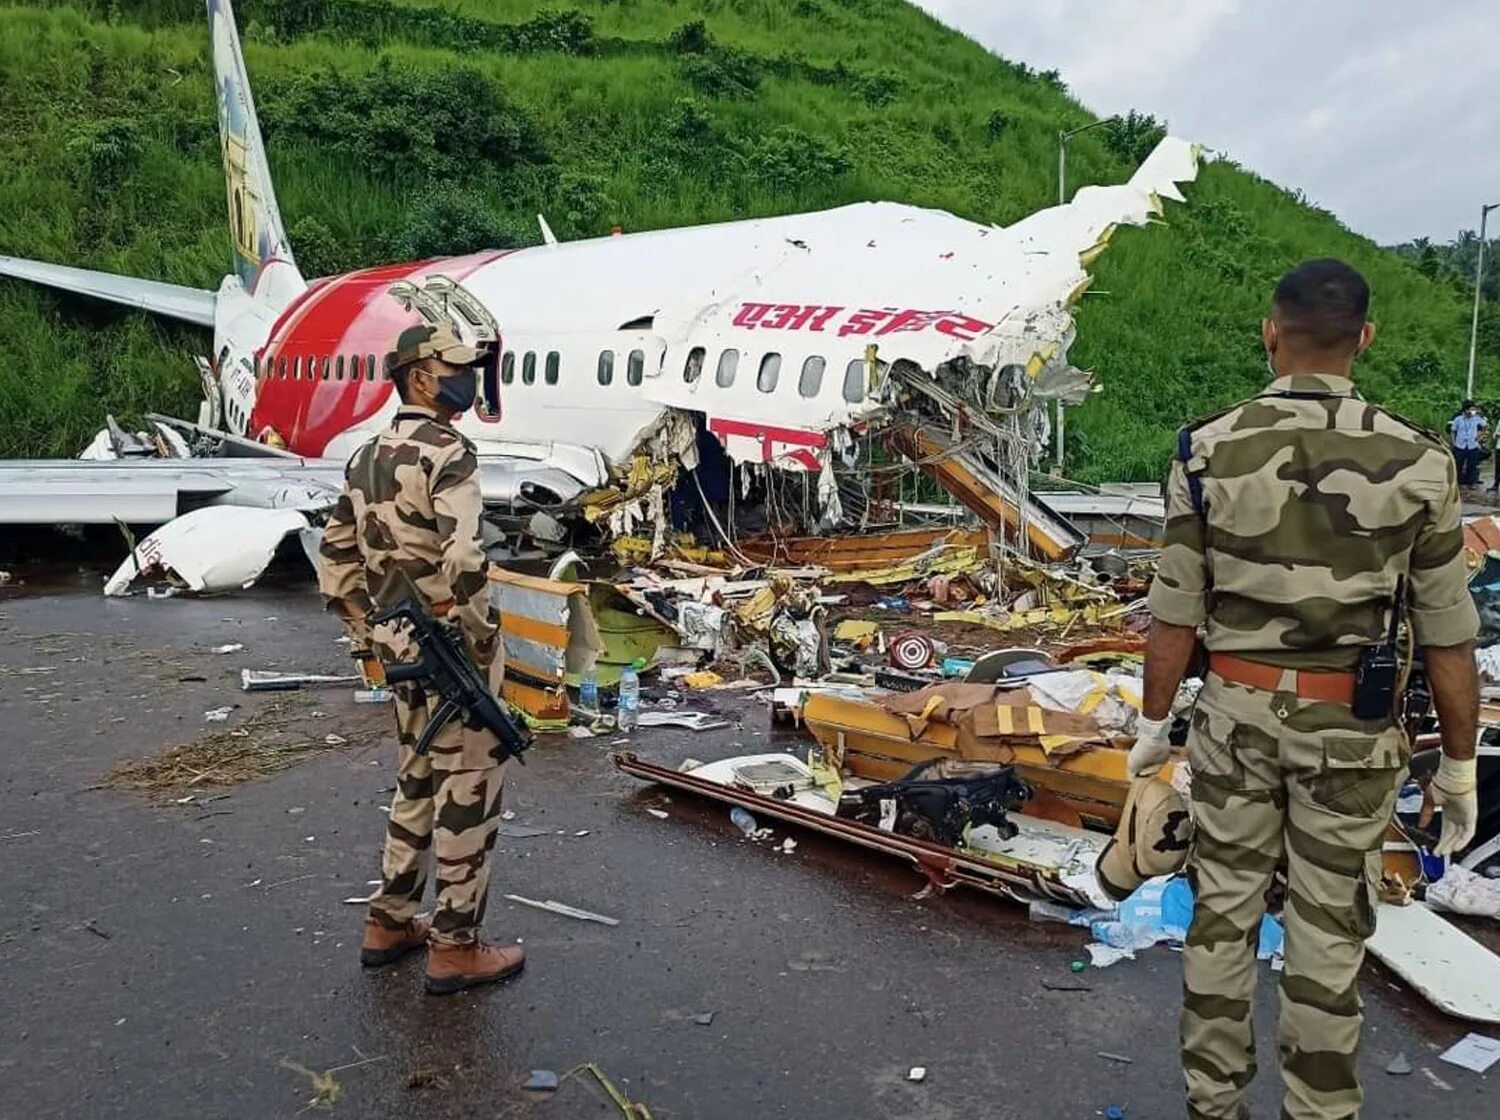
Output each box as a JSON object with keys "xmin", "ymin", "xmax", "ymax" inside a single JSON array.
[
  {"xmin": 1423, "ymin": 755, "xmax": 1479, "ymax": 857},
  {"xmin": 1127, "ymin": 714, "xmax": 1173, "ymax": 778}
]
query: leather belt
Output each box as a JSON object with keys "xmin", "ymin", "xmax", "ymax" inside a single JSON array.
[{"xmin": 1208, "ymin": 652, "xmax": 1355, "ymax": 706}]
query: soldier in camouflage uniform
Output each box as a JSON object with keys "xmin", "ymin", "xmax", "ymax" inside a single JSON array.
[
  {"xmin": 318, "ymin": 323, "xmax": 526, "ymax": 995},
  {"xmin": 1131, "ymin": 260, "xmax": 1481, "ymax": 1119}
]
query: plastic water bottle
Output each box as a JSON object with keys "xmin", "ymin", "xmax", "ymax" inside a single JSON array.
[
  {"xmin": 617, "ymin": 658, "xmax": 642, "ymax": 731},
  {"xmin": 730, "ymin": 807, "xmax": 758, "ymax": 837},
  {"xmin": 579, "ymin": 668, "xmax": 599, "ymax": 713}
]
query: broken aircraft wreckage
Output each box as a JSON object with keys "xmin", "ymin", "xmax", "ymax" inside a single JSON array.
[
  {"xmin": 0, "ymin": 30, "xmax": 1194, "ymax": 590},
  {"xmin": 0, "ymin": 3, "xmax": 1201, "ymax": 592},
  {"xmin": 69, "ymin": 129, "xmax": 1199, "ymax": 596}
]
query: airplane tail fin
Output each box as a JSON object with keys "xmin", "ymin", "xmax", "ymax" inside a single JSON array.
[{"xmin": 208, "ymin": 0, "xmax": 301, "ymax": 299}]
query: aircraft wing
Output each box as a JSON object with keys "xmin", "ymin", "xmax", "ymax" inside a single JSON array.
[
  {"xmin": 0, "ymin": 254, "xmax": 216, "ymax": 328},
  {"xmin": 0, "ymin": 458, "xmax": 342, "ymax": 525}
]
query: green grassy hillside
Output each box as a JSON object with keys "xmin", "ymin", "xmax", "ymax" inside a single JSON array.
[{"xmin": 0, "ymin": 0, "xmax": 1490, "ymax": 479}]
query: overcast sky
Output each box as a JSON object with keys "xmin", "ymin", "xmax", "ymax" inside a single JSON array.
[{"xmin": 916, "ymin": 1, "xmax": 1499, "ymax": 245}]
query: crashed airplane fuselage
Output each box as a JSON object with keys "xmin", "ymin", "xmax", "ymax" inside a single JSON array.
[{"xmin": 0, "ymin": 0, "xmax": 1200, "ymax": 578}]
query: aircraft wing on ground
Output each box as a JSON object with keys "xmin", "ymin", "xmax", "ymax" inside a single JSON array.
[
  {"xmin": 0, "ymin": 459, "xmax": 343, "ymax": 525},
  {"xmin": 0, "ymin": 255, "xmax": 216, "ymax": 328}
]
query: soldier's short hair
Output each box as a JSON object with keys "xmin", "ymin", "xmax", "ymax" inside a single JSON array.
[{"xmin": 1271, "ymin": 259, "xmax": 1370, "ymax": 353}]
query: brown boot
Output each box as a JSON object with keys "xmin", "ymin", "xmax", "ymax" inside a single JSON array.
[
  {"xmin": 359, "ymin": 916, "xmax": 430, "ymax": 968},
  {"xmin": 424, "ymin": 940, "xmax": 526, "ymax": 995}
]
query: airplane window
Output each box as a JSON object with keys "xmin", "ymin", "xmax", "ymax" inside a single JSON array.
[
  {"xmin": 597, "ymin": 351, "xmax": 614, "ymax": 386},
  {"xmin": 367, "ymin": 354, "xmax": 377, "ymax": 382},
  {"xmin": 757, "ymin": 353, "xmax": 781, "ymax": 393},
  {"xmin": 683, "ymin": 346, "xmax": 705, "ymax": 383},
  {"xmin": 276, "ymin": 356, "xmax": 286, "ymax": 380},
  {"xmin": 545, "ymin": 351, "xmax": 560, "ymax": 386},
  {"xmin": 320, "ymin": 357, "xmax": 330, "ymax": 381},
  {"xmin": 715, "ymin": 349, "xmax": 739, "ymax": 389},
  {"xmin": 522, "ymin": 352, "xmax": 536, "ymax": 386},
  {"xmin": 292, "ymin": 356, "xmax": 303, "ymax": 380},
  {"xmin": 335, "ymin": 356, "xmax": 345, "ymax": 381},
  {"xmin": 842, "ymin": 358, "xmax": 865, "ymax": 403},
  {"xmin": 627, "ymin": 349, "xmax": 644, "ymax": 387},
  {"xmin": 382, "ymin": 353, "xmax": 394, "ymax": 380},
  {"xmin": 501, "ymin": 352, "xmax": 515, "ymax": 384},
  {"xmin": 799, "ymin": 356, "xmax": 825, "ymax": 398},
  {"xmin": 348, "ymin": 355, "xmax": 361, "ymax": 380}
]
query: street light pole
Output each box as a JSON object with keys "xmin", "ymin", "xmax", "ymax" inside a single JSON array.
[
  {"xmin": 1467, "ymin": 202, "xmax": 1498, "ymax": 400},
  {"xmin": 1054, "ymin": 117, "xmax": 1118, "ymax": 470}
]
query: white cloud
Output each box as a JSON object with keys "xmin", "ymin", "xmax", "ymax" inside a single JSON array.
[{"xmin": 917, "ymin": 0, "xmax": 1500, "ymax": 243}]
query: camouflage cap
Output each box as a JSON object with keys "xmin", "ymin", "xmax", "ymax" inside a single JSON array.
[
  {"xmin": 387, "ymin": 323, "xmax": 483, "ymax": 375},
  {"xmin": 1095, "ymin": 776, "xmax": 1194, "ymax": 902}
]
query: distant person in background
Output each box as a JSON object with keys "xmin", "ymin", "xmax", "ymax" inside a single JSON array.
[{"xmin": 1450, "ymin": 400, "xmax": 1486, "ymax": 487}]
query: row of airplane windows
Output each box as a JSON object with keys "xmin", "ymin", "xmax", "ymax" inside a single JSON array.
[
  {"xmin": 253, "ymin": 347, "xmax": 866, "ymax": 404},
  {"xmin": 500, "ymin": 347, "xmax": 866, "ymax": 403},
  {"xmin": 257, "ymin": 353, "xmax": 387, "ymax": 382}
]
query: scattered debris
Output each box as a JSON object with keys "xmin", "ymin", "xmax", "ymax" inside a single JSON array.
[
  {"xmin": 560, "ymin": 1063, "xmax": 654, "ymax": 1119},
  {"xmin": 730, "ymin": 806, "xmax": 759, "ymax": 837},
  {"xmin": 522, "ymin": 1069, "xmax": 560, "ymax": 1093},
  {"xmin": 636, "ymin": 711, "xmax": 730, "ymax": 732},
  {"xmin": 693, "ymin": 1012, "xmax": 715, "ymax": 1026},
  {"xmin": 405, "ymin": 1067, "xmax": 446, "ymax": 1091},
  {"xmin": 1385, "ymin": 1052, "xmax": 1412, "ymax": 1076},
  {"xmin": 279, "ymin": 1052, "xmax": 386, "ymax": 1111},
  {"xmin": 498, "ymin": 822, "xmax": 551, "ymax": 839},
  {"xmin": 323, "ymin": 733, "xmax": 347, "ymax": 746},
  {"xmin": 1096, "ymin": 1052, "xmax": 1133, "ymax": 1066},
  {"xmin": 906, "ymin": 1066, "xmax": 927, "ymax": 1083},
  {"xmin": 1420, "ymin": 1067, "xmax": 1453, "ymax": 1092},
  {"xmin": 107, "ymin": 702, "xmax": 344, "ymax": 794},
  {"xmin": 203, "ymin": 706, "xmax": 234, "ymax": 723},
  {"xmin": 646, "ymin": 808, "xmax": 670, "ymax": 820},
  {"xmin": 242, "ymin": 669, "xmax": 361, "ymax": 692},
  {"xmin": 1439, "ymin": 1032, "xmax": 1500, "ymax": 1074},
  {"xmin": 212, "ymin": 643, "xmax": 244, "ymax": 655},
  {"xmin": 1427, "ymin": 864, "xmax": 1500, "ymax": 921},
  {"xmin": 780, "ymin": 837, "xmax": 798, "ymax": 854},
  {"xmin": 104, "ymin": 507, "xmax": 311, "ymax": 597},
  {"xmin": 503, "ymin": 894, "xmax": 620, "ymax": 926}
]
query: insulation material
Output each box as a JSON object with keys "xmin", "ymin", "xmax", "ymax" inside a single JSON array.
[
  {"xmin": 678, "ymin": 601, "xmax": 732, "ymax": 654},
  {"xmin": 1024, "ymin": 669, "xmax": 1143, "ymax": 736},
  {"xmin": 488, "ymin": 568, "xmax": 602, "ymax": 699},
  {"xmin": 1426, "ymin": 864, "xmax": 1500, "ymax": 921}
]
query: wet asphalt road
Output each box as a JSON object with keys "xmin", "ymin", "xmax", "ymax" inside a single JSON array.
[{"xmin": 0, "ymin": 573, "xmax": 1494, "ymax": 1119}]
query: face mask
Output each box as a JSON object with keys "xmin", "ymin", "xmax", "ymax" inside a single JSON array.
[{"xmin": 434, "ymin": 368, "xmax": 477, "ymax": 414}]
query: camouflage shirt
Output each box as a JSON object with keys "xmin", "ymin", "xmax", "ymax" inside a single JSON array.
[
  {"xmin": 1148, "ymin": 373, "xmax": 1479, "ymax": 669},
  {"xmin": 317, "ymin": 407, "xmax": 499, "ymax": 668}
]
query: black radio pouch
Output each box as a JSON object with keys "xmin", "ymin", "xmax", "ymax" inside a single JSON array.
[{"xmin": 1352, "ymin": 576, "xmax": 1405, "ymax": 720}]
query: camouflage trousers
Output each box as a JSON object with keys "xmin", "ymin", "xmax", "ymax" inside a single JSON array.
[
  {"xmin": 1182, "ymin": 673, "xmax": 1406, "ymax": 1120},
  {"xmin": 367, "ymin": 687, "xmax": 506, "ymax": 945}
]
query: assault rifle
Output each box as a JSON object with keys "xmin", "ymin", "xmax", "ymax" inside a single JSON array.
[{"xmin": 369, "ymin": 598, "xmax": 531, "ymax": 763}]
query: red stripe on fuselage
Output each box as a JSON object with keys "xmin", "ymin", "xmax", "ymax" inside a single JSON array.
[{"xmin": 249, "ymin": 250, "xmax": 510, "ymax": 455}]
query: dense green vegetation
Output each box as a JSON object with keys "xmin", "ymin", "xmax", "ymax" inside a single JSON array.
[{"xmin": 1, "ymin": 0, "xmax": 1494, "ymax": 479}]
